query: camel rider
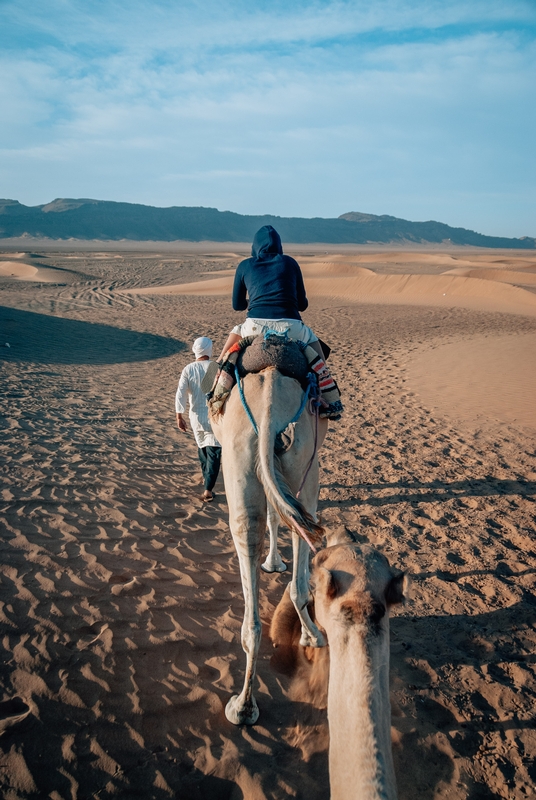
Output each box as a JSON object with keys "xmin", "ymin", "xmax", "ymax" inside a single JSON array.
[{"xmin": 218, "ymin": 225, "xmax": 343, "ymax": 420}]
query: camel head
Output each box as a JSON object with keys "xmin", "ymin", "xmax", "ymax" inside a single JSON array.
[{"xmin": 312, "ymin": 528, "xmax": 407, "ymax": 638}]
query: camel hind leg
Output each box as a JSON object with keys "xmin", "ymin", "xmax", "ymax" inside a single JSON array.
[
  {"xmin": 224, "ymin": 495, "xmax": 266, "ymax": 725},
  {"xmin": 261, "ymin": 503, "xmax": 287, "ymax": 574},
  {"xmin": 261, "ymin": 502, "xmax": 322, "ymax": 644}
]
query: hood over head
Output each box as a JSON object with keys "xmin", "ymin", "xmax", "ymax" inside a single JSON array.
[{"xmin": 251, "ymin": 225, "xmax": 283, "ymax": 260}]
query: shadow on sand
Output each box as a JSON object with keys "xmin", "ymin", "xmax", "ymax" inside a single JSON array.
[
  {"xmin": 391, "ymin": 594, "xmax": 536, "ymax": 799},
  {"xmin": 319, "ymin": 477, "xmax": 536, "ymax": 510},
  {"xmin": 0, "ymin": 306, "xmax": 185, "ymax": 365}
]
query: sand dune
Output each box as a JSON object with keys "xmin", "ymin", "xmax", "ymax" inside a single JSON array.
[
  {"xmin": 0, "ymin": 261, "xmax": 40, "ymax": 279},
  {"xmin": 442, "ymin": 267, "xmax": 536, "ymax": 287},
  {"xmin": 306, "ymin": 273, "xmax": 536, "ymax": 315},
  {"xmin": 301, "ymin": 262, "xmax": 377, "ymax": 276},
  {"xmin": 0, "ymin": 254, "xmax": 88, "ymax": 283},
  {"xmin": 407, "ymin": 332, "xmax": 536, "ymax": 428},
  {"xmin": 131, "ymin": 275, "xmax": 235, "ymax": 296},
  {"xmin": 315, "ymin": 252, "xmax": 474, "ymax": 268},
  {"xmin": 343, "ymin": 251, "xmax": 536, "ymax": 269},
  {"xmin": 1, "ymin": 252, "xmax": 45, "ymax": 260},
  {"xmin": 0, "ymin": 246, "xmax": 535, "ymax": 799},
  {"xmin": 130, "ymin": 264, "xmax": 536, "ymax": 317}
]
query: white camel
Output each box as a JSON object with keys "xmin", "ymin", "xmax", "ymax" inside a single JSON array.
[
  {"xmin": 271, "ymin": 528, "xmax": 406, "ymax": 800},
  {"xmin": 210, "ymin": 365, "xmax": 328, "ymax": 725}
]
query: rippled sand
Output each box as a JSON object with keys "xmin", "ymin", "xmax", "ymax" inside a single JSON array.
[{"xmin": 1, "ymin": 246, "xmax": 535, "ymax": 799}]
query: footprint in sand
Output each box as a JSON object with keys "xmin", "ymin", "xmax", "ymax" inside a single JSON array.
[
  {"xmin": 0, "ymin": 697, "xmax": 32, "ymax": 735},
  {"xmin": 77, "ymin": 622, "xmax": 110, "ymax": 647},
  {"xmin": 109, "ymin": 574, "xmax": 141, "ymax": 596}
]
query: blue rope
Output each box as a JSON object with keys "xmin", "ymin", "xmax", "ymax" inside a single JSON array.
[
  {"xmin": 285, "ymin": 372, "xmax": 316, "ymax": 427},
  {"xmin": 234, "ymin": 366, "xmax": 316, "ymax": 436},
  {"xmin": 234, "ymin": 365, "xmax": 258, "ymax": 435}
]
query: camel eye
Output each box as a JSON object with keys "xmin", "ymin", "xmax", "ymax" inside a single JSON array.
[
  {"xmin": 370, "ymin": 601, "xmax": 386, "ymax": 631},
  {"xmin": 339, "ymin": 603, "xmax": 356, "ymax": 624}
]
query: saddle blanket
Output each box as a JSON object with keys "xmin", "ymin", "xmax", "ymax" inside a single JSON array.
[{"xmin": 208, "ymin": 333, "xmax": 311, "ymax": 416}]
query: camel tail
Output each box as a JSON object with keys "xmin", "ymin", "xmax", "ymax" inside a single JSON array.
[{"xmin": 256, "ymin": 370, "xmax": 324, "ymax": 551}]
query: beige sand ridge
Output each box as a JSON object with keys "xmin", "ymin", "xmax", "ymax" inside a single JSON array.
[
  {"xmin": 442, "ymin": 267, "xmax": 536, "ymax": 286},
  {"xmin": 128, "ymin": 253, "xmax": 536, "ymax": 318},
  {"xmin": 0, "ymin": 261, "xmax": 41, "ymax": 280},
  {"xmin": 0, "ymin": 252, "xmax": 87, "ymax": 283}
]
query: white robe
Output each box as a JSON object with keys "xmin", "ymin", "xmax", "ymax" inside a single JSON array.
[{"xmin": 175, "ymin": 360, "xmax": 220, "ymax": 449}]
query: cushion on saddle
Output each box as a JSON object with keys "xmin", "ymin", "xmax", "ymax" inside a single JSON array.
[
  {"xmin": 208, "ymin": 333, "xmax": 312, "ymax": 417},
  {"xmin": 237, "ymin": 334, "xmax": 309, "ymax": 386}
]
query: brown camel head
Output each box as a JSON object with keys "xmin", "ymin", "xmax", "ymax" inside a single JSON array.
[{"xmin": 312, "ymin": 528, "xmax": 407, "ymax": 637}]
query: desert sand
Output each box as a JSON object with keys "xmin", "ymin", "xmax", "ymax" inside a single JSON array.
[{"xmin": 0, "ymin": 245, "xmax": 535, "ymax": 799}]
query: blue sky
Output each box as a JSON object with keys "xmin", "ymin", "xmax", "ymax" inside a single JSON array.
[{"xmin": 1, "ymin": 0, "xmax": 535, "ymax": 237}]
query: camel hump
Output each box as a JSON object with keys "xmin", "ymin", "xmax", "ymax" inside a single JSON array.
[{"xmin": 237, "ymin": 333, "xmax": 309, "ymax": 385}]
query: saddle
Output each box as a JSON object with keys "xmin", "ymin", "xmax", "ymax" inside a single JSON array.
[
  {"xmin": 207, "ymin": 333, "xmax": 312, "ymax": 416},
  {"xmin": 237, "ymin": 334, "xmax": 309, "ymax": 386}
]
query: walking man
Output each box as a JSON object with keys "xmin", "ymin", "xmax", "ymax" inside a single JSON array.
[{"xmin": 175, "ymin": 337, "xmax": 221, "ymax": 502}]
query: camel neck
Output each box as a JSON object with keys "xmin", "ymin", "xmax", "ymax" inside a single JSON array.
[{"xmin": 326, "ymin": 623, "xmax": 397, "ymax": 800}]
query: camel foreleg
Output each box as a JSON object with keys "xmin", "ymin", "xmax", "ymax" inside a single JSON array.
[{"xmin": 261, "ymin": 504, "xmax": 287, "ymax": 574}]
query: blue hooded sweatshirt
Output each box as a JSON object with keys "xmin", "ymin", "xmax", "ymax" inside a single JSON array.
[{"xmin": 232, "ymin": 226, "xmax": 308, "ymax": 320}]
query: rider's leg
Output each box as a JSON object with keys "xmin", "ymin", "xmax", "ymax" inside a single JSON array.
[
  {"xmin": 218, "ymin": 332, "xmax": 241, "ymax": 362},
  {"xmin": 310, "ymin": 340, "xmax": 324, "ymax": 360},
  {"xmin": 304, "ymin": 341, "xmax": 343, "ymax": 420}
]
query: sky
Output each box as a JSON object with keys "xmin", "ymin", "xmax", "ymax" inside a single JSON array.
[{"xmin": 1, "ymin": 0, "xmax": 535, "ymax": 237}]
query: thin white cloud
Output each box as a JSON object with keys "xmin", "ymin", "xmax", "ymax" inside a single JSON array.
[
  {"xmin": 0, "ymin": 0, "xmax": 534, "ymax": 235},
  {"xmin": 3, "ymin": 0, "xmax": 535, "ymax": 55}
]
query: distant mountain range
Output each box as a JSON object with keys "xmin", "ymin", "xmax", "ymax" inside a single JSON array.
[{"xmin": 0, "ymin": 198, "xmax": 533, "ymax": 248}]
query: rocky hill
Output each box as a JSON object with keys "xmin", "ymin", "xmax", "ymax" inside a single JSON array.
[{"xmin": 0, "ymin": 198, "xmax": 533, "ymax": 248}]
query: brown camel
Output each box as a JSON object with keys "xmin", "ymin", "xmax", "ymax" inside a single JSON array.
[{"xmin": 271, "ymin": 528, "xmax": 407, "ymax": 800}]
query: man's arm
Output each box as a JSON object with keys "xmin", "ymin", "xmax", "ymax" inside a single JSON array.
[{"xmin": 175, "ymin": 370, "xmax": 189, "ymax": 432}]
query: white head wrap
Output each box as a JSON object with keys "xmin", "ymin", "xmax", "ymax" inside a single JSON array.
[{"xmin": 192, "ymin": 336, "xmax": 213, "ymax": 358}]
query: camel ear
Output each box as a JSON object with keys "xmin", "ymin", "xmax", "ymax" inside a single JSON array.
[
  {"xmin": 315, "ymin": 567, "xmax": 339, "ymax": 601},
  {"xmin": 385, "ymin": 570, "xmax": 409, "ymax": 607},
  {"xmin": 324, "ymin": 525, "xmax": 357, "ymax": 548}
]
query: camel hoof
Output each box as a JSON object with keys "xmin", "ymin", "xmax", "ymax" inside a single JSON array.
[
  {"xmin": 261, "ymin": 559, "xmax": 287, "ymax": 574},
  {"xmin": 225, "ymin": 695, "xmax": 259, "ymax": 725},
  {"xmin": 299, "ymin": 628, "xmax": 326, "ymax": 648}
]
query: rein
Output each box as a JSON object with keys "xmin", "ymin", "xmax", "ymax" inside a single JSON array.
[
  {"xmin": 233, "ymin": 366, "xmax": 316, "ymax": 437},
  {"xmin": 234, "ymin": 364, "xmax": 259, "ymax": 435},
  {"xmin": 296, "ymin": 388, "xmax": 321, "ymax": 499}
]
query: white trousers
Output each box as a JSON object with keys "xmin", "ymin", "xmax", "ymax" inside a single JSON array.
[{"xmin": 231, "ymin": 317, "xmax": 318, "ymax": 345}]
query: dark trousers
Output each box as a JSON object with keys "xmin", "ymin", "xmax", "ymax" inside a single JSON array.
[{"xmin": 197, "ymin": 446, "xmax": 222, "ymax": 491}]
